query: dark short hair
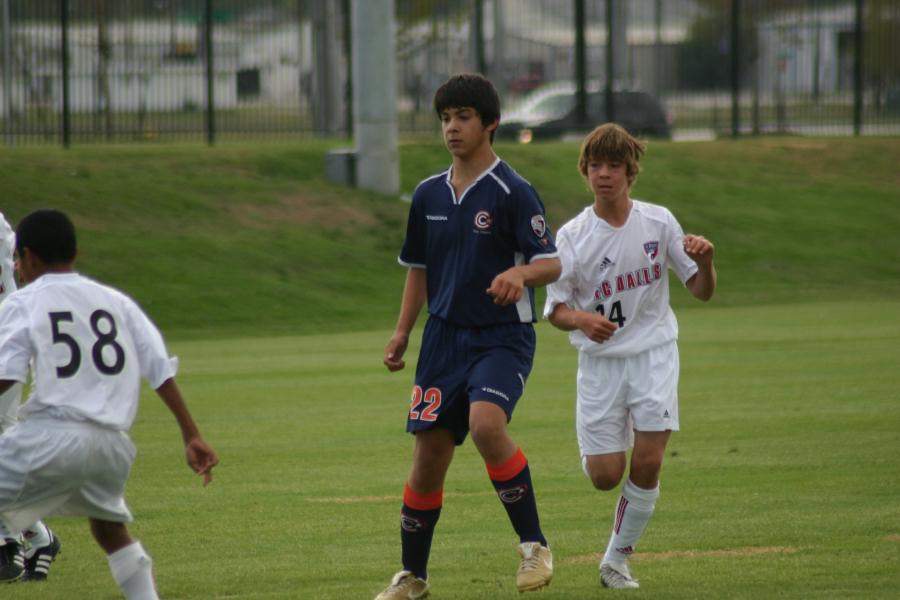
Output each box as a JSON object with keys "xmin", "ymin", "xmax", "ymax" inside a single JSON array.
[
  {"xmin": 16, "ymin": 209, "xmax": 77, "ymax": 264},
  {"xmin": 433, "ymin": 73, "xmax": 501, "ymax": 130}
]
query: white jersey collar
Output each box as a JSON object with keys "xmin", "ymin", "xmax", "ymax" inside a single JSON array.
[
  {"xmin": 591, "ymin": 199, "xmax": 636, "ymax": 231},
  {"xmin": 33, "ymin": 271, "xmax": 80, "ymax": 284}
]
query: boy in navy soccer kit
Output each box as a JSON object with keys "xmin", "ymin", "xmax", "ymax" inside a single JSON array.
[{"xmin": 377, "ymin": 74, "xmax": 561, "ymax": 599}]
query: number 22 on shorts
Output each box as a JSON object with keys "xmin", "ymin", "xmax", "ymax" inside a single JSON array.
[{"xmin": 409, "ymin": 385, "xmax": 442, "ymax": 422}]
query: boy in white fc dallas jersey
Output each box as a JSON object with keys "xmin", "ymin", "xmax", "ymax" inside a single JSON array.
[
  {"xmin": 0, "ymin": 209, "xmax": 218, "ymax": 599},
  {"xmin": 544, "ymin": 123, "xmax": 716, "ymax": 589}
]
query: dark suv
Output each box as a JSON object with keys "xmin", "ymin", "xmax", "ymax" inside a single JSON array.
[{"xmin": 497, "ymin": 89, "xmax": 671, "ymax": 143}]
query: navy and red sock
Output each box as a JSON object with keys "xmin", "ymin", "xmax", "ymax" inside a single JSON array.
[
  {"xmin": 400, "ymin": 483, "xmax": 442, "ymax": 580},
  {"xmin": 486, "ymin": 447, "xmax": 547, "ymax": 547}
]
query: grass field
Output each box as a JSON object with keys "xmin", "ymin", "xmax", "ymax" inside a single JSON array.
[
  {"xmin": 2, "ymin": 301, "xmax": 898, "ymax": 599},
  {"xmin": 1, "ymin": 136, "xmax": 899, "ymax": 598}
]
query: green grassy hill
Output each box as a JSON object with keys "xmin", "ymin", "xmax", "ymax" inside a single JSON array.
[{"xmin": 2, "ymin": 136, "xmax": 898, "ymax": 338}]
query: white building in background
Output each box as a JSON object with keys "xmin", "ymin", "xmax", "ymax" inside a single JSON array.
[
  {"xmin": 1, "ymin": 18, "xmax": 313, "ymax": 115},
  {"xmin": 755, "ymin": 4, "xmax": 858, "ymax": 96}
]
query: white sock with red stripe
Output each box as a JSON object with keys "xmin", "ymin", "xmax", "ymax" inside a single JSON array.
[{"xmin": 602, "ymin": 479, "xmax": 659, "ymax": 566}]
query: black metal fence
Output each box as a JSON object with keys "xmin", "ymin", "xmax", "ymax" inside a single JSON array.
[{"xmin": 1, "ymin": 0, "xmax": 898, "ymax": 145}]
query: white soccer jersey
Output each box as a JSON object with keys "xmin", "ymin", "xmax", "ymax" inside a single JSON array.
[
  {"xmin": 544, "ymin": 200, "xmax": 698, "ymax": 357},
  {"xmin": 0, "ymin": 272, "xmax": 177, "ymax": 430},
  {"xmin": 0, "ymin": 213, "xmax": 20, "ymax": 427},
  {"xmin": 0, "ymin": 212, "xmax": 15, "ymax": 301}
]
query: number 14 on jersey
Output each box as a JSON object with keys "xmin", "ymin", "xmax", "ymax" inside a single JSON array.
[{"xmin": 595, "ymin": 300, "xmax": 627, "ymax": 328}]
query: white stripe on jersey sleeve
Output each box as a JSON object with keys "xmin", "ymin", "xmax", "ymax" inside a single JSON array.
[
  {"xmin": 397, "ymin": 257, "xmax": 426, "ymax": 269},
  {"xmin": 512, "ymin": 252, "xmax": 534, "ymax": 323}
]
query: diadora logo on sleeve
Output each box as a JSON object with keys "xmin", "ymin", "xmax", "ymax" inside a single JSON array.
[{"xmin": 481, "ymin": 386, "xmax": 510, "ymax": 401}]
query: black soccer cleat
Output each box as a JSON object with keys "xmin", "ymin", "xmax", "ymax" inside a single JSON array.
[
  {"xmin": 22, "ymin": 532, "xmax": 61, "ymax": 582},
  {"xmin": 0, "ymin": 538, "xmax": 25, "ymax": 582}
]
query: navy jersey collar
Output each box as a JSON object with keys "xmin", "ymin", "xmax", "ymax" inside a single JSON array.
[{"xmin": 444, "ymin": 156, "xmax": 502, "ymax": 205}]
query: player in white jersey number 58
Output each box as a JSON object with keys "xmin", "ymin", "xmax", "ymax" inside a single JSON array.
[{"xmin": 0, "ymin": 210, "xmax": 218, "ymax": 599}]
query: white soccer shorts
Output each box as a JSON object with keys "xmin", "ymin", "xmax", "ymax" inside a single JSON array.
[
  {"xmin": 575, "ymin": 340, "xmax": 680, "ymax": 456},
  {"xmin": 0, "ymin": 419, "xmax": 136, "ymax": 535}
]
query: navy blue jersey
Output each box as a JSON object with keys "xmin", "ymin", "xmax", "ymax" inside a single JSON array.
[{"xmin": 399, "ymin": 158, "xmax": 558, "ymax": 327}]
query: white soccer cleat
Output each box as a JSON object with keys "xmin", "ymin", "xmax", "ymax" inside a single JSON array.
[
  {"xmin": 374, "ymin": 570, "xmax": 430, "ymax": 600},
  {"xmin": 516, "ymin": 541, "xmax": 553, "ymax": 592},
  {"xmin": 600, "ymin": 561, "xmax": 640, "ymax": 589}
]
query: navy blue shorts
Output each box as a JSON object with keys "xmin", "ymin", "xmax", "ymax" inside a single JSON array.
[{"xmin": 406, "ymin": 316, "xmax": 536, "ymax": 445}]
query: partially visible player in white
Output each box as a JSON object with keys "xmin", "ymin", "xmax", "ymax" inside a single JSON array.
[
  {"xmin": 0, "ymin": 212, "xmax": 20, "ymax": 431},
  {"xmin": 0, "ymin": 211, "xmax": 61, "ymax": 583},
  {"xmin": 0, "ymin": 209, "xmax": 218, "ymax": 599},
  {"xmin": 544, "ymin": 123, "xmax": 716, "ymax": 589}
]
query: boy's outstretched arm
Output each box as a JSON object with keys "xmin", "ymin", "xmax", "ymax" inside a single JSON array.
[
  {"xmin": 487, "ymin": 257, "xmax": 562, "ymax": 305},
  {"xmin": 155, "ymin": 378, "xmax": 219, "ymax": 486}
]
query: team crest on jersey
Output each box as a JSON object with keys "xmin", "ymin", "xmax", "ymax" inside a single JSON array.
[
  {"xmin": 643, "ymin": 241, "xmax": 659, "ymax": 260},
  {"xmin": 530, "ymin": 215, "xmax": 546, "ymax": 237},
  {"xmin": 474, "ymin": 210, "xmax": 492, "ymax": 230}
]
